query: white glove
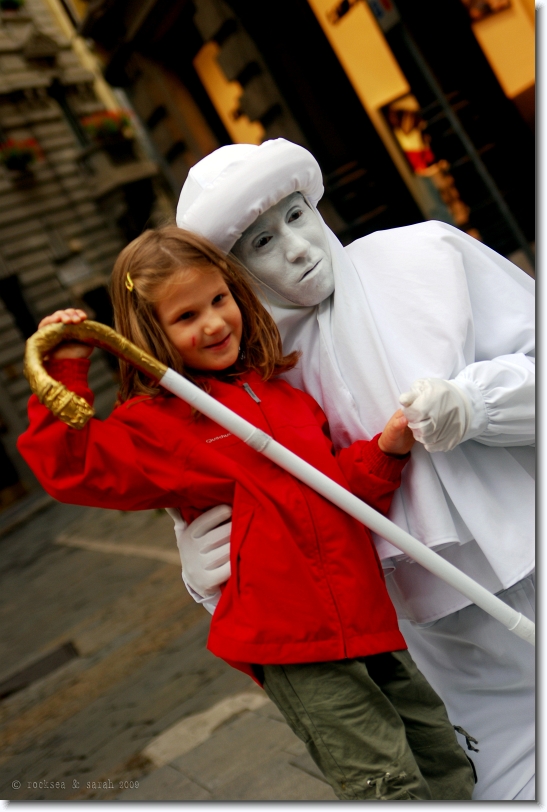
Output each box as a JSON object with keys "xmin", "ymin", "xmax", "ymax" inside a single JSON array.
[
  {"xmin": 399, "ymin": 378, "xmax": 473, "ymax": 452},
  {"xmin": 167, "ymin": 505, "xmax": 232, "ymax": 603}
]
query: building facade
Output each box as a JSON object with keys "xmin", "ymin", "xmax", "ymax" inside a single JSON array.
[
  {"xmin": 0, "ymin": 0, "xmax": 165, "ymax": 513},
  {"xmin": 81, "ymin": 0, "xmax": 534, "ymax": 258}
]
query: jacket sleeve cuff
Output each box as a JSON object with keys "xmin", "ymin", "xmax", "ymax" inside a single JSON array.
[
  {"xmin": 45, "ymin": 358, "xmax": 94, "ymax": 403},
  {"xmin": 366, "ymin": 434, "xmax": 410, "ymax": 481}
]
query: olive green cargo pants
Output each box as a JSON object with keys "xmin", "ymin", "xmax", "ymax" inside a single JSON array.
[{"xmin": 258, "ymin": 650, "xmax": 475, "ymax": 800}]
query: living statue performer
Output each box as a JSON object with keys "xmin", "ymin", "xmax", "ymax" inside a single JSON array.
[{"xmin": 173, "ymin": 139, "xmax": 535, "ymax": 802}]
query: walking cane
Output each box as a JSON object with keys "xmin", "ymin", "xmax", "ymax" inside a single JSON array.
[{"xmin": 24, "ymin": 320, "xmax": 535, "ymax": 646}]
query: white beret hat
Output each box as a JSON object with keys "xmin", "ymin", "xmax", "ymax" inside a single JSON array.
[{"xmin": 176, "ymin": 138, "xmax": 324, "ymax": 254}]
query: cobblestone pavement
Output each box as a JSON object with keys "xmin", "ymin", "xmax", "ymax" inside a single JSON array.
[{"xmin": 0, "ymin": 501, "xmax": 336, "ymax": 802}]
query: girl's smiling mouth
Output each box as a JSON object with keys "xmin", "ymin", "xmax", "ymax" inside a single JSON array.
[{"xmin": 205, "ymin": 333, "xmax": 232, "ymax": 351}]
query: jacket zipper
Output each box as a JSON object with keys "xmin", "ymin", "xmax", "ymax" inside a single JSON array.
[
  {"xmin": 239, "ymin": 376, "xmax": 348, "ymax": 656},
  {"xmin": 242, "ymin": 382, "xmax": 261, "ymax": 403}
]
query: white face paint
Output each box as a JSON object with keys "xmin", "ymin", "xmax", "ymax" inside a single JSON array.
[{"xmin": 232, "ymin": 192, "xmax": 334, "ymax": 306}]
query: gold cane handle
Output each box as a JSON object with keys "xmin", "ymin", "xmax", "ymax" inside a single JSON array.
[{"xmin": 24, "ymin": 320, "xmax": 168, "ymax": 430}]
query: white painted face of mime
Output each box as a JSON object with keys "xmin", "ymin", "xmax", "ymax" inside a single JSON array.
[{"xmin": 232, "ymin": 192, "xmax": 335, "ymax": 306}]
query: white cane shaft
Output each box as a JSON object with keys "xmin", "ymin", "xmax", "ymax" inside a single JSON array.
[{"xmin": 160, "ymin": 369, "xmax": 535, "ymax": 646}]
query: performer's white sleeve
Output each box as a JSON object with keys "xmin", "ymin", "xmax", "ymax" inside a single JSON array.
[
  {"xmin": 433, "ymin": 222, "xmax": 535, "ymax": 448},
  {"xmin": 455, "ymin": 353, "xmax": 535, "ymax": 446}
]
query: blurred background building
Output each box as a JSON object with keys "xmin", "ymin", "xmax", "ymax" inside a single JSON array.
[{"xmin": 0, "ymin": 0, "xmax": 534, "ymax": 519}]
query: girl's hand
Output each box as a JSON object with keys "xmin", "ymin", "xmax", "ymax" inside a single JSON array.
[
  {"xmin": 378, "ymin": 409, "xmax": 415, "ymax": 457},
  {"xmin": 38, "ymin": 309, "xmax": 92, "ymax": 360}
]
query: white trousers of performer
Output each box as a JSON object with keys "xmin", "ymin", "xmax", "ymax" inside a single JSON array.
[{"xmin": 399, "ymin": 575, "xmax": 535, "ymax": 801}]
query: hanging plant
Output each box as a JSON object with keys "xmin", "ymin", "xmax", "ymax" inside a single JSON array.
[
  {"xmin": 80, "ymin": 110, "xmax": 133, "ymax": 142},
  {"xmin": 0, "ymin": 138, "xmax": 42, "ymax": 172},
  {"xmin": 0, "ymin": 0, "xmax": 25, "ymax": 10}
]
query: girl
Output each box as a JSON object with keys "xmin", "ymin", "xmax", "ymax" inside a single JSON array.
[{"xmin": 18, "ymin": 226, "xmax": 474, "ymax": 801}]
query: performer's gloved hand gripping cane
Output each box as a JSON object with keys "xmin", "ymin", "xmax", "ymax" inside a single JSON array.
[{"xmin": 24, "ymin": 318, "xmax": 535, "ymax": 647}]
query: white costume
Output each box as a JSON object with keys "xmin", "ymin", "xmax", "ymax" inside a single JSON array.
[{"xmin": 175, "ymin": 139, "xmax": 535, "ymax": 800}]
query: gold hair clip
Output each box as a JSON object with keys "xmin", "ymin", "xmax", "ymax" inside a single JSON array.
[{"xmin": 125, "ymin": 272, "xmax": 134, "ymax": 292}]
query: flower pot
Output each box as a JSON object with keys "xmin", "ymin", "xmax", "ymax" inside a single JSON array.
[
  {"xmin": 100, "ymin": 136, "xmax": 136, "ymax": 165},
  {"xmin": 4, "ymin": 154, "xmax": 33, "ymax": 172},
  {"xmin": 0, "ymin": 0, "xmax": 24, "ymax": 10}
]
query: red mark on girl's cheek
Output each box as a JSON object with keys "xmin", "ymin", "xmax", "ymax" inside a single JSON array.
[{"xmin": 191, "ymin": 336, "xmax": 196, "ymax": 347}]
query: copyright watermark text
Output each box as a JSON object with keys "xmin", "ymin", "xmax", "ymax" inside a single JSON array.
[{"xmin": 11, "ymin": 779, "xmax": 139, "ymax": 791}]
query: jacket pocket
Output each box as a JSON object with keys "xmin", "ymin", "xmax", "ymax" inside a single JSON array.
[{"xmin": 231, "ymin": 498, "xmax": 255, "ymax": 596}]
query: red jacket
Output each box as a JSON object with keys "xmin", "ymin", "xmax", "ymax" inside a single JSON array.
[{"xmin": 18, "ymin": 359, "xmax": 407, "ymax": 677}]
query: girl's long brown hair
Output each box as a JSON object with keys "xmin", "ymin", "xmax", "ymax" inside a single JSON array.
[{"xmin": 110, "ymin": 225, "xmax": 299, "ymax": 402}]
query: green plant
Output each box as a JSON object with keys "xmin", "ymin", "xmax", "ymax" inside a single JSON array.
[
  {"xmin": 0, "ymin": 138, "xmax": 42, "ymax": 172},
  {"xmin": 80, "ymin": 110, "xmax": 132, "ymax": 141}
]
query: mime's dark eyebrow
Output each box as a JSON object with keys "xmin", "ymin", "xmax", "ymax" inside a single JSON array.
[{"xmin": 241, "ymin": 192, "xmax": 305, "ymax": 241}]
